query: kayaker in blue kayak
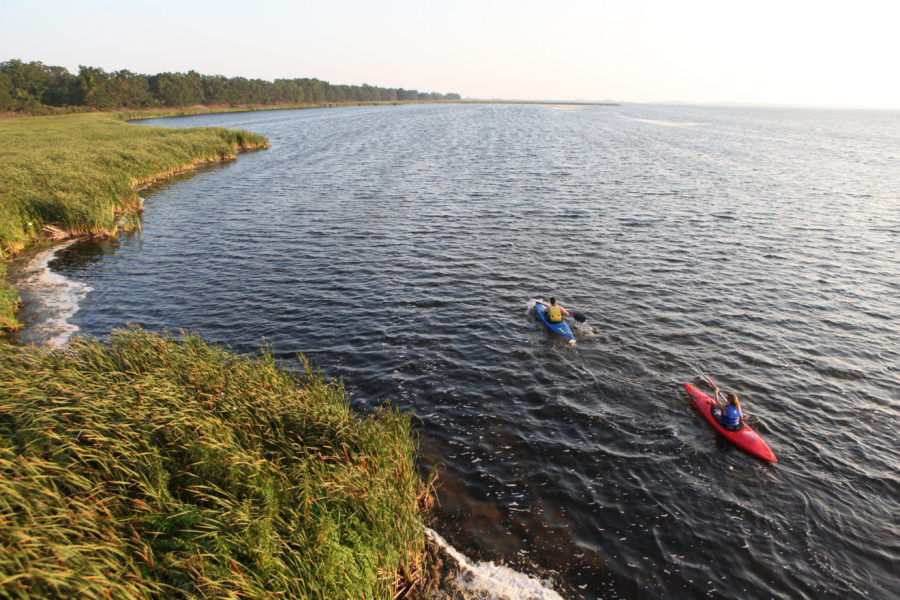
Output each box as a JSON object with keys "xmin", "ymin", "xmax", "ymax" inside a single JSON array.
[
  {"xmin": 542, "ymin": 297, "xmax": 572, "ymax": 323},
  {"xmin": 712, "ymin": 392, "xmax": 744, "ymax": 431}
]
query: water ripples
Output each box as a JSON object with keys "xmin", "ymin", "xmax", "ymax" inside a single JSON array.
[{"xmin": 18, "ymin": 103, "xmax": 900, "ymax": 600}]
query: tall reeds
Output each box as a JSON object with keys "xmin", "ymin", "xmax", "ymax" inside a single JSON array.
[
  {"xmin": 0, "ymin": 262, "xmax": 19, "ymax": 331},
  {"xmin": 0, "ymin": 113, "xmax": 268, "ymax": 253},
  {"xmin": 0, "ymin": 326, "xmax": 425, "ymax": 599}
]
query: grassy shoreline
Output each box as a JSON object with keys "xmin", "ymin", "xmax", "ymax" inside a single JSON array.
[
  {"xmin": 0, "ymin": 327, "xmax": 427, "ymax": 599},
  {"xmin": 0, "ymin": 100, "xmax": 472, "ymax": 331},
  {"xmin": 0, "ymin": 111, "xmax": 268, "ymax": 331},
  {"xmin": 114, "ymin": 99, "xmax": 462, "ymax": 121},
  {"xmin": 113, "ymin": 98, "xmax": 618, "ymax": 122}
]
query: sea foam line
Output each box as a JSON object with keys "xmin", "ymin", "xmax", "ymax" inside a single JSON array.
[
  {"xmin": 622, "ymin": 116, "xmax": 702, "ymax": 127},
  {"xmin": 425, "ymin": 528, "xmax": 565, "ymax": 600},
  {"xmin": 12, "ymin": 240, "xmax": 92, "ymax": 347}
]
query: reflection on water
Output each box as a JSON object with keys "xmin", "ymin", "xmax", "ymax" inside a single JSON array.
[{"xmin": 25, "ymin": 103, "xmax": 900, "ymax": 599}]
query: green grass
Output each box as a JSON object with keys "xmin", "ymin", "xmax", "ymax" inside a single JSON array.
[
  {"xmin": 0, "ymin": 326, "xmax": 426, "ymax": 599},
  {"xmin": 0, "ymin": 112, "xmax": 268, "ymax": 330},
  {"xmin": 0, "ymin": 112, "xmax": 268, "ymax": 252},
  {"xmin": 0, "ymin": 262, "xmax": 20, "ymax": 331}
]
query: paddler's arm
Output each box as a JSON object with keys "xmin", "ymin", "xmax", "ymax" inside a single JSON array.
[{"xmin": 713, "ymin": 389, "xmax": 725, "ymax": 407}]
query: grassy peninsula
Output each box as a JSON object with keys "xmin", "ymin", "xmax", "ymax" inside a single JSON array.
[
  {"xmin": 0, "ymin": 112, "xmax": 268, "ymax": 330},
  {"xmin": 0, "ymin": 326, "xmax": 426, "ymax": 599}
]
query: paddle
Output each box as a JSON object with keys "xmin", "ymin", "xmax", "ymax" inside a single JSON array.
[
  {"xmin": 704, "ymin": 375, "xmax": 724, "ymax": 404},
  {"xmin": 691, "ymin": 364, "xmax": 725, "ymax": 406}
]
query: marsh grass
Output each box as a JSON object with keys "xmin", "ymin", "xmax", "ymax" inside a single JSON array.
[
  {"xmin": 0, "ymin": 113, "xmax": 268, "ymax": 253},
  {"xmin": 0, "ymin": 262, "xmax": 20, "ymax": 331},
  {"xmin": 0, "ymin": 326, "xmax": 425, "ymax": 599},
  {"xmin": 0, "ymin": 112, "xmax": 268, "ymax": 329}
]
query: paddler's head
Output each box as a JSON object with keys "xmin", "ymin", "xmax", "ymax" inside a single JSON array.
[
  {"xmin": 728, "ymin": 393, "xmax": 739, "ymax": 405},
  {"xmin": 549, "ymin": 297, "xmax": 557, "ymax": 305}
]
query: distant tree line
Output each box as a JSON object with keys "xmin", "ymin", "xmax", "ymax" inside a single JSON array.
[{"xmin": 0, "ymin": 59, "xmax": 461, "ymax": 113}]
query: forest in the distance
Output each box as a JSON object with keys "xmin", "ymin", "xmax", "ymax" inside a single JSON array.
[{"xmin": 0, "ymin": 59, "xmax": 461, "ymax": 113}]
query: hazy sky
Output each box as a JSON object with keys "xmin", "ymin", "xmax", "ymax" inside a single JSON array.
[{"xmin": 1, "ymin": 0, "xmax": 897, "ymax": 108}]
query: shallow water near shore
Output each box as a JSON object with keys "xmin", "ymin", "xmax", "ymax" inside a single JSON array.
[{"xmin": 19, "ymin": 103, "xmax": 900, "ymax": 598}]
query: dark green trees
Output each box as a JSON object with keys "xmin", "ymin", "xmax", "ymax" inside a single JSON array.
[
  {"xmin": 0, "ymin": 59, "xmax": 76, "ymax": 112},
  {"xmin": 150, "ymin": 70, "xmax": 204, "ymax": 107},
  {"xmin": 0, "ymin": 58, "xmax": 461, "ymax": 113},
  {"xmin": 79, "ymin": 67, "xmax": 155, "ymax": 110}
]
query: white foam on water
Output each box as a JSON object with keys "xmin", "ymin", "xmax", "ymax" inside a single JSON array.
[
  {"xmin": 425, "ymin": 528, "xmax": 565, "ymax": 600},
  {"xmin": 622, "ymin": 116, "xmax": 702, "ymax": 127},
  {"xmin": 13, "ymin": 240, "xmax": 92, "ymax": 347},
  {"xmin": 544, "ymin": 104, "xmax": 585, "ymax": 111}
]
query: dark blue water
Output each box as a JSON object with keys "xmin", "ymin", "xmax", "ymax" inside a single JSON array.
[{"xmin": 35, "ymin": 104, "xmax": 900, "ymax": 598}]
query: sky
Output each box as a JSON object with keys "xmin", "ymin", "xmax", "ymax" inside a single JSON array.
[{"xmin": 1, "ymin": 0, "xmax": 898, "ymax": 108}]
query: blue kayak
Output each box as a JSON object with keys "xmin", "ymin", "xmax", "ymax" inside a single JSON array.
[{"xmin": 534, "ymin": 302, "xmax": 575, "ymax": 340}]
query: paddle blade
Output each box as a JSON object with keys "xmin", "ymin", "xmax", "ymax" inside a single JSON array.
[{"xmin": 573, "ymin": 313, "xmax": 586, "ymax": 323}]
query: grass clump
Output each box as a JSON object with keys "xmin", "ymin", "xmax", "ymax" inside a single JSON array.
[
  {"xmin": 0, "ymin": 326, "xmax": 426, "ymax": 599},
  {"xmin": 0, "ymin": 262, "xmax": 20, "ymax": 331}
]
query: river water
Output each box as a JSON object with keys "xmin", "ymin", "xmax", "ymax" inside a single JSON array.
[{"xmin": 15, "ymin": 103, "xmax": 899, "ymax": 599}]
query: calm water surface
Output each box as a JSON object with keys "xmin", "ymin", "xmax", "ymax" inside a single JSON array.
[{"xmin": 33, "ymin": 104, "xmax": 900, "ymax": 598}]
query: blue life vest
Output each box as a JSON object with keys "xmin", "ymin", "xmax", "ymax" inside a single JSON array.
[{"xmin": 723, "ymin": 405, "xmax": 742, "ymax": 428}]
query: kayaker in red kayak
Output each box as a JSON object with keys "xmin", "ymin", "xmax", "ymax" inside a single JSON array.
[
  {"xmin": 684, "ymin": 381, "xmax": 776, "ymax": 462},
  {"xmin": 711, "ymin": 392, "xmax": 744, "ymax": 431}
]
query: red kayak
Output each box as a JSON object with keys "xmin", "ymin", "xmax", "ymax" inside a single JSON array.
[{"xmin": 684, "ymin": 382, "xmax": 777, "ymax": 463}]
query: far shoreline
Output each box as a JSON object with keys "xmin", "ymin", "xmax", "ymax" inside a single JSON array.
[
  {"xmin": 116, "ymin": 98, "xmax": 620, "ymax": 123},
  {"xmin": 1, "ymin": 98, "xmax": 621, "ymax": 121}
]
